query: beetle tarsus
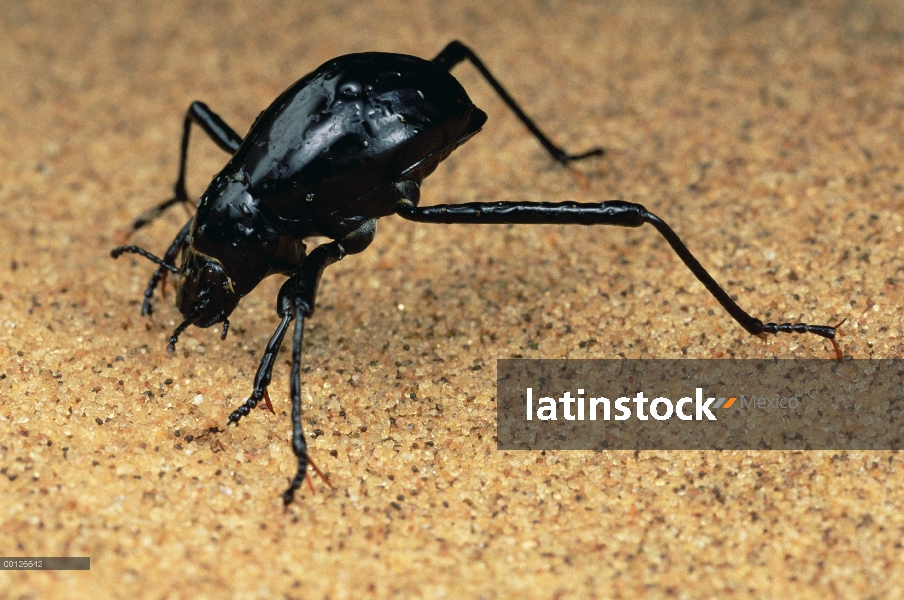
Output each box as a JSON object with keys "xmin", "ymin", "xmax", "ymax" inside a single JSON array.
[
  {"xmin": 228, "ymin": 388, "xmax": 264, "ymax": 425},
  {"xmin": 130, "ymin": 101, "xmax": 244, "ymax": 236},
  {"xmin": 228, "ymin": 312, "xmax": 293, "ymax": 426},
  {"xmin": 761, "ymin": 319, "xmax": 845, "ymax": 360},
  {"xmin": 130, "ymin": 196, "xmax": 188, "ymax": 233},
  {"xmin": 295, "ymin": 456, "xmax": 332, "ymax": 499},
  {"xmin": 640, "ymin": 210, "xmax": 842, "ymax": 354},
  {"xmin": 226, "ymin": 403, "xmax": 251, "ymax": 426}
]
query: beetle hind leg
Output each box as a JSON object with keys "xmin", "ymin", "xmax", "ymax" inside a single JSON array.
[{"xmin": 432, "ymin": 40, "xmax": 604, "ymax": 169}]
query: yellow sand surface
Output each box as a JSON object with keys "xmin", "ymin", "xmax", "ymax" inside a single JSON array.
[{"xmin": 0, "ymin": 1, "xmax": 902, "ymax": 598}]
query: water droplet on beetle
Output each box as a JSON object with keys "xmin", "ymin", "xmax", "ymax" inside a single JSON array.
[{"xmin": 340, "ymin": 82, "xmax": 362, "ymax": 97}]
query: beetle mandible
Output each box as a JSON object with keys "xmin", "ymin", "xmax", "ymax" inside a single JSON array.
[{"xmin": 112, "ymin": 41, "xmax": 843, "ymax": 505}]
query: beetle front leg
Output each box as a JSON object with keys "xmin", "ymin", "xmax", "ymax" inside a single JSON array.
[
  {"xmin": 227, "ymin": 228, "xmax": 376, "ymax": 504},
  {"xmin": 432, "ymin": 41, "xmax": 604, "ymax": 168},
  {"xmin": 226, "ymin": 234, "xmax": 365, "ymax": 425},
  {"xmin": 227, "ymin": 312, "xmax": 292, "ymax": 426},
  {"xmin": 283, "ymin": 303, "xmax": 310, "ymax": 505},
  {"xmin": 137, "ymin": 217, "xmax": 193, "ymax": 316},
  {"xmin": 275, "ymin": 242, "xmax": 349, "ymax": 505},
  {"xmin": 130, "ymin": 101, "xmax": 244, "ymax": 234}
]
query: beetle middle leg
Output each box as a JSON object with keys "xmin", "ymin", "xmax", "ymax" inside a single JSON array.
[
  {"xmin": 393, "ymin": 182, "xmax": 843, "ymax": 358},
  {"xmin": 433, "ymin": 41, "xmax": 604, "ymax": 170},
  {"xmin": 130, "ymin": 101, "xmax": 244, "ymax": 234}
]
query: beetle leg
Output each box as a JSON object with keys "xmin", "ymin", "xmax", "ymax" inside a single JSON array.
[
  {"xmin": 276, "ymin": 237, "xmax": 382, "ymax": 505},
  {"xmin": 227, "ymin": 312, "xmax": 292, "ymax": 427},
  {"xmin": 394, "ymin": 196, "xmax": 843, "ymax": 359},
  {"xmin": 130, "ymin": 101, "xmax": 243, "ymax": 235},
  {"xmin": 227, "ymin": 227, "xmax": 376, "ymax": 425},
  {"xmin": 111, "ymin": 225, "xmax": 188, "ymax": 317},
  {"xmin": 279, "ymin": 306, "xmax": 335, "ymax": 503},
  {"xmin": 137, "ymin": 218, "xmax": 192, "ymax": 316},
  {"xmin": 432, "ymin": 41, "xmax": 604, "ymax": 168},
  {"xmin": 283, "ymin": 305, "xmax": 310, "ymax": 505},
  {"xmin": 261, "ymin": 388, "xmax": 275, "ymax": 414},
  {"xmin": 227, "ymin": 228, "xmax": 377, "ymax": 504}
]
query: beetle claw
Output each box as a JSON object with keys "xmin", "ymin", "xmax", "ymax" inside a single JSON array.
[{"xmin": 262, "ymin": 388, "xmax": 275, "ymax": 414}]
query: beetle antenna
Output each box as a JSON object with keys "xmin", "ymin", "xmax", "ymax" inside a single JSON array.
[
  {"xmin": 220, "ymin": 319, "xmax": 230, "ymax": 340},
  {"xmin": 167, "ymin": 300, "xmax": 207, "ymax": 353},
  {"xmin": 111, "ymin": 245, "xmax": 179, "ymax": 273}
]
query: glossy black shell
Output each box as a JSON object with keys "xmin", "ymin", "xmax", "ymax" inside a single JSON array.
[{"xmin": 189, "ymin": 53, "xmax": 488, "ymax": 297}]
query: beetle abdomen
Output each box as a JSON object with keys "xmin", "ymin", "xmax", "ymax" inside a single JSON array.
[{"xmin": 231, "ymin": 52, "xmax": 487, "ymax": 237}]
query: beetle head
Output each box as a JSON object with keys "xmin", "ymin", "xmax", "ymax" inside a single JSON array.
[{"xmin": 176, "ymin": 247, "xmax": 240, "ymax": 328}]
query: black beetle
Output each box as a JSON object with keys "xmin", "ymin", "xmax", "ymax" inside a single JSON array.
[{"xmin": 112, "ymin": 41, "xmax": 843, "ymax": 505}]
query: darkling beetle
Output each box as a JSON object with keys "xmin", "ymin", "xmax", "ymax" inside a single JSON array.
[{"xmin": 111, "ymin": 41, "xmax": 843, "ymax": 505}]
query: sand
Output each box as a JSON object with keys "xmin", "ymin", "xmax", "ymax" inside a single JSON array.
[{"xmin": 1, "ymin": 1, "xmax": 902, "ymax": 597}]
